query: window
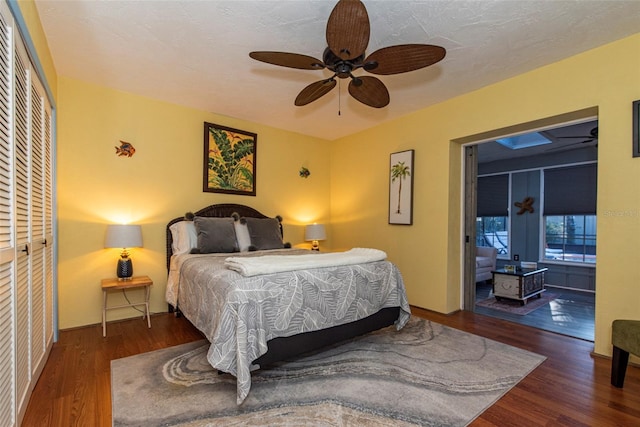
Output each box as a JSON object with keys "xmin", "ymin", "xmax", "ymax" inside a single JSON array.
[
  {"xmin": 476, "ymin": 216, "xmax": 509, "ymax": 255},
  {"xmin": 544, "ymin": 215, "xmax": 596, "ymax": 264},
  {"xmin": 543, "ymin": 163, "xmax": 597, "ymax": 265}
]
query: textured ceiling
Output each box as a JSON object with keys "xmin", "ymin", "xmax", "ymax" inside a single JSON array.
[{"xmin": 35, "ymin": 0, "xmax": 640, "ymax": 141}]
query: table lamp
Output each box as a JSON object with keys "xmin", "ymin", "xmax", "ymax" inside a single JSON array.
[
  {"xmin": 105, "ymin": 224, "xmax": 143, "ymax": 280},
  {"xmin": 305, "ymin": 223, "xmax": 326, "ymax": 251}
]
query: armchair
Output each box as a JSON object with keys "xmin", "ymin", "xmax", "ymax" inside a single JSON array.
[
  {"xmin": 611, "ymin": 319, "xmax": 640, "ymax": 388},
  {"xmin": 476, "ymin": 246, "xmax": 497, "ymax": 283}
]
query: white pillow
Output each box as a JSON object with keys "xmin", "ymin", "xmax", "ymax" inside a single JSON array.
[
  {"xmin": 169, "ymin": 221, "xmax": 197, "ymax": 255},
  {"xmin": 234, "ymin": 221, "xmax": 252, "ymax": 252}
]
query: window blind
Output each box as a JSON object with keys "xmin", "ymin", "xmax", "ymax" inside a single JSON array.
[
  {"xmin": 477, "ymin": 174, "xmax": 509, "ymax": 217},
  {"xmin": 544, "ymin": 163, "xmax": 597, "ymax": 215}
]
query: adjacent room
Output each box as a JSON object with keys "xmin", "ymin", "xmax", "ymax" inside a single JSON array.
[
  {"xmin": 1, "ymin": 1, "xmax": 639, "ymax": 426},
  {"xmin": 472, "ymin": 119, "xmax": 598, "ymax": 342}
]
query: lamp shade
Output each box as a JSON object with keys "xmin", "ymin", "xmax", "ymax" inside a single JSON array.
[
  {"xmin": 105, "ymin": 224, "xmax": 143, "ymax": 249},
  {"xmin": 304, "ymin": 224, "xmax": 326, "ymax": 241}
]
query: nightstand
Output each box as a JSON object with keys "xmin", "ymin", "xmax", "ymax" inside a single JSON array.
[{"xmin": 101, "ymin": 275, "xmax": 152, "ymax": 337}]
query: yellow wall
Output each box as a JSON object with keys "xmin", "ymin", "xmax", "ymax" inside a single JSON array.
[
  {"xmin": 16, "ymin": 0, "xmax": 57, "ymax": 100},
  {"xmin": 57, "ymin": 76, "xmax": 331, "ymax": 329},
  {"xmin": 331, "ymin": 33, "xmax": 640, "ymax": 356}
]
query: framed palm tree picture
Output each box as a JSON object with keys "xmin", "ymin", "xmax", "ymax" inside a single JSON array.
[
  {"xmin": 389, "ymin": 149, "xmax": 414, "ymax": 225},
  {"xmin": 203, "ymin": 122, "xmax": 257, "ymax": 195}
]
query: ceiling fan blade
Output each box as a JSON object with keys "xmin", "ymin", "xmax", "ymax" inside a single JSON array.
[
  {"xmin": 364, "ymin": 44, "xmax": 446, "ymax": 75},
  {"xmin": 558, "ymin": 136, "xmax": 593, "ymax": 139},
  {"xmin": 326, "ymin": 0, "xmax": 370, "ymax": 61},
  {"xmin": 249, "ymin": 51, "xmax": 325, "ymax": 70},
  {"xmin": 556, "ymin": 127, "xmax": 598, "ymax": 139},
  {"xmin": 295, "ymin": 79, "xmax": 337, "ymax": 106},
  {"xmin": 546, "ymin": 140, "xmax": 596, "ymax": 152},
  {"xmin": 348, "ymin": 76, "xmax": 389, "ymax": 108}
]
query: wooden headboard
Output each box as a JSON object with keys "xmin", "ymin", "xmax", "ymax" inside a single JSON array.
[{"xmin": 165, "ymin": 203, "xmax": 279, "ymax": 270}]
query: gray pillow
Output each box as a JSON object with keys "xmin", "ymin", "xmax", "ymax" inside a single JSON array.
[
  {"xmin": 244, "ymin": 217, "xmax": 284, "ymax": 250},
  {"xmin": 193, "ymin": 217, "xmax": 238, "ymax": 253}
]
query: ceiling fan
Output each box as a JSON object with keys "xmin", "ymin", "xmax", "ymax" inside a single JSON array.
[
  {"xmin": 249, "ymin": 0, "xmax": 446, "ymax": 108},
  {"xmin": 545, "ymin": 126, "xmax": 598, "ymax": 152},
  {"xmin": 557, "ymin": 126, "xmax": 598, "ymax": 144}
]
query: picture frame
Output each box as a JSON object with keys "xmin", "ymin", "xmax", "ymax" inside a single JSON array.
[
  {"xmin": 633, "ymin": 100, "xmax": 640, "ymax": 158},
  {"xmin": 203, "ymin": 122, "xmax": 257, "ymax": 196},
  {"xmin": 389, "ymin": 149, "xmax": 414, "ymax": 225}
]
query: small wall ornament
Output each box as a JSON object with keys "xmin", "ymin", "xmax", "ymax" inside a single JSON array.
[
  {"xmin": 115, "ymin": 140, "xmax": 136, "ymax": 157},
  {"xmin": 299, "ymin": 166, "xmax": 310, "ymax": 178},
  {"xmin": 515, "ymin": 197, "xmax": 535, "ymax": 215}
]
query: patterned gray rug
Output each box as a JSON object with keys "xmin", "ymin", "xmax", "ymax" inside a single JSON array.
[{"xmin": 111, "ymin": 317, "xmax": 545, "ymax": 426}]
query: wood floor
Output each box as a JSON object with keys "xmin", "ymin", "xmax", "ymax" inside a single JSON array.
[
  {"xmin": 23, "ymin": 309, "xmax": 640, "ymax": 426},
  {"xmin": 475, "ymin": 282, "xmax": 595, "ymax": 341}
]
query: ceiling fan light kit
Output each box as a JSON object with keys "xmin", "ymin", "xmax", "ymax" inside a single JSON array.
[{"xmin": 249, "ymin": 0, "xmax": 446, "ymax": 109}]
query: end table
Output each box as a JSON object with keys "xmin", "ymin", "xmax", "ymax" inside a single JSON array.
[{"xmin": 101, "ymin": 275, "xmax": 152, "ymax": 337}]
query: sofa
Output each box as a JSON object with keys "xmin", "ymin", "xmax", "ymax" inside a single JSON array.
[{"xmin": 476, "ymin": 246, "xmax": 498, "ymax": 283}]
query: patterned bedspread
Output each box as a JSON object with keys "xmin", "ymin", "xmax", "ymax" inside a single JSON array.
[{"xmin": 166, "ymin": 249, "xmax": 411, "ymax": 404}]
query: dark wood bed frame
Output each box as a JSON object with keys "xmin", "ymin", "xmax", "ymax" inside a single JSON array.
[{"xmin": 166, "ymin": 203, "xmax": 400, "ymax": 367}]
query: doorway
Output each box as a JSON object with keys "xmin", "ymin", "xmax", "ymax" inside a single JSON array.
[{"xmin": 462, "ymin": 112, "xmax": 597, "ymax": 341}]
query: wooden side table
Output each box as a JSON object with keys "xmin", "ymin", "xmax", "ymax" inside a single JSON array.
[{"xmin": 101, "ymin": 275, "xmax": 152, "ymax": 337}]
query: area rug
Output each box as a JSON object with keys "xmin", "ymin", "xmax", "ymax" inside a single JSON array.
[
  {"xmin": 476, "ymin": 293, "xmax": 558, "ymax": 315},
  {"xmin": 111, "ymin": 317, "xmax": 545, "ymax": 426}
]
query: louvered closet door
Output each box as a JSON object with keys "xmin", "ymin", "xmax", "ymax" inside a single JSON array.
[
  {"xmin": 43, "ymin": 101, "xmax": 53, "ymax": 347},
  {"xmin": 0, "ymin": 5, "xmax": 15, "ymax": 426},
  {"xmin": 0, "ymin": 4, "xmax": 55, "ymax": 424},
  {"xmin": 30, "ymin": 78, "xmax": 46, "ymax": 374},
  {"xmin": 13, "ymin": 38, "xmax": 31, "ymax": 416}
]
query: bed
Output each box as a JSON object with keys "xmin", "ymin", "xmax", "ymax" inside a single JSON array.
[{"xmin": 165, "ymin": 203, "xmax": 411, "ymax": 403}]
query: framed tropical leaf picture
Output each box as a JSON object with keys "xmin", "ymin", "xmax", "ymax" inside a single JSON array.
[
  {"xmin": 389, "ymin": 149, "xmax": 414, "ymax": 225},
  {"xmin": 203, "ymin": 122, "xmax": 257, "ymax": 196}
]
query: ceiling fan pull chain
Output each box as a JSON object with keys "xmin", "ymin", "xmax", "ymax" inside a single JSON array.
[{"xmin": 338, "ymin": 79, "xmax": 341, "ymax": 116}]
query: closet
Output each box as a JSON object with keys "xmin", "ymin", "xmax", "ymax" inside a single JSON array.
[{"xmin": 0, "ymin": 2, "xmax": 55, "ymax": 426}]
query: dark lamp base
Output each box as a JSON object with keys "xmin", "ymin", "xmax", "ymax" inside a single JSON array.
[{"xmin": 117, "ymin": 258, "xmax": 133, "ymax": 280}]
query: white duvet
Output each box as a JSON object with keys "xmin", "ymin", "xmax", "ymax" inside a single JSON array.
[{"xmin": 224, "ymin": 247, "xmax": 387, "ymax": 276}]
